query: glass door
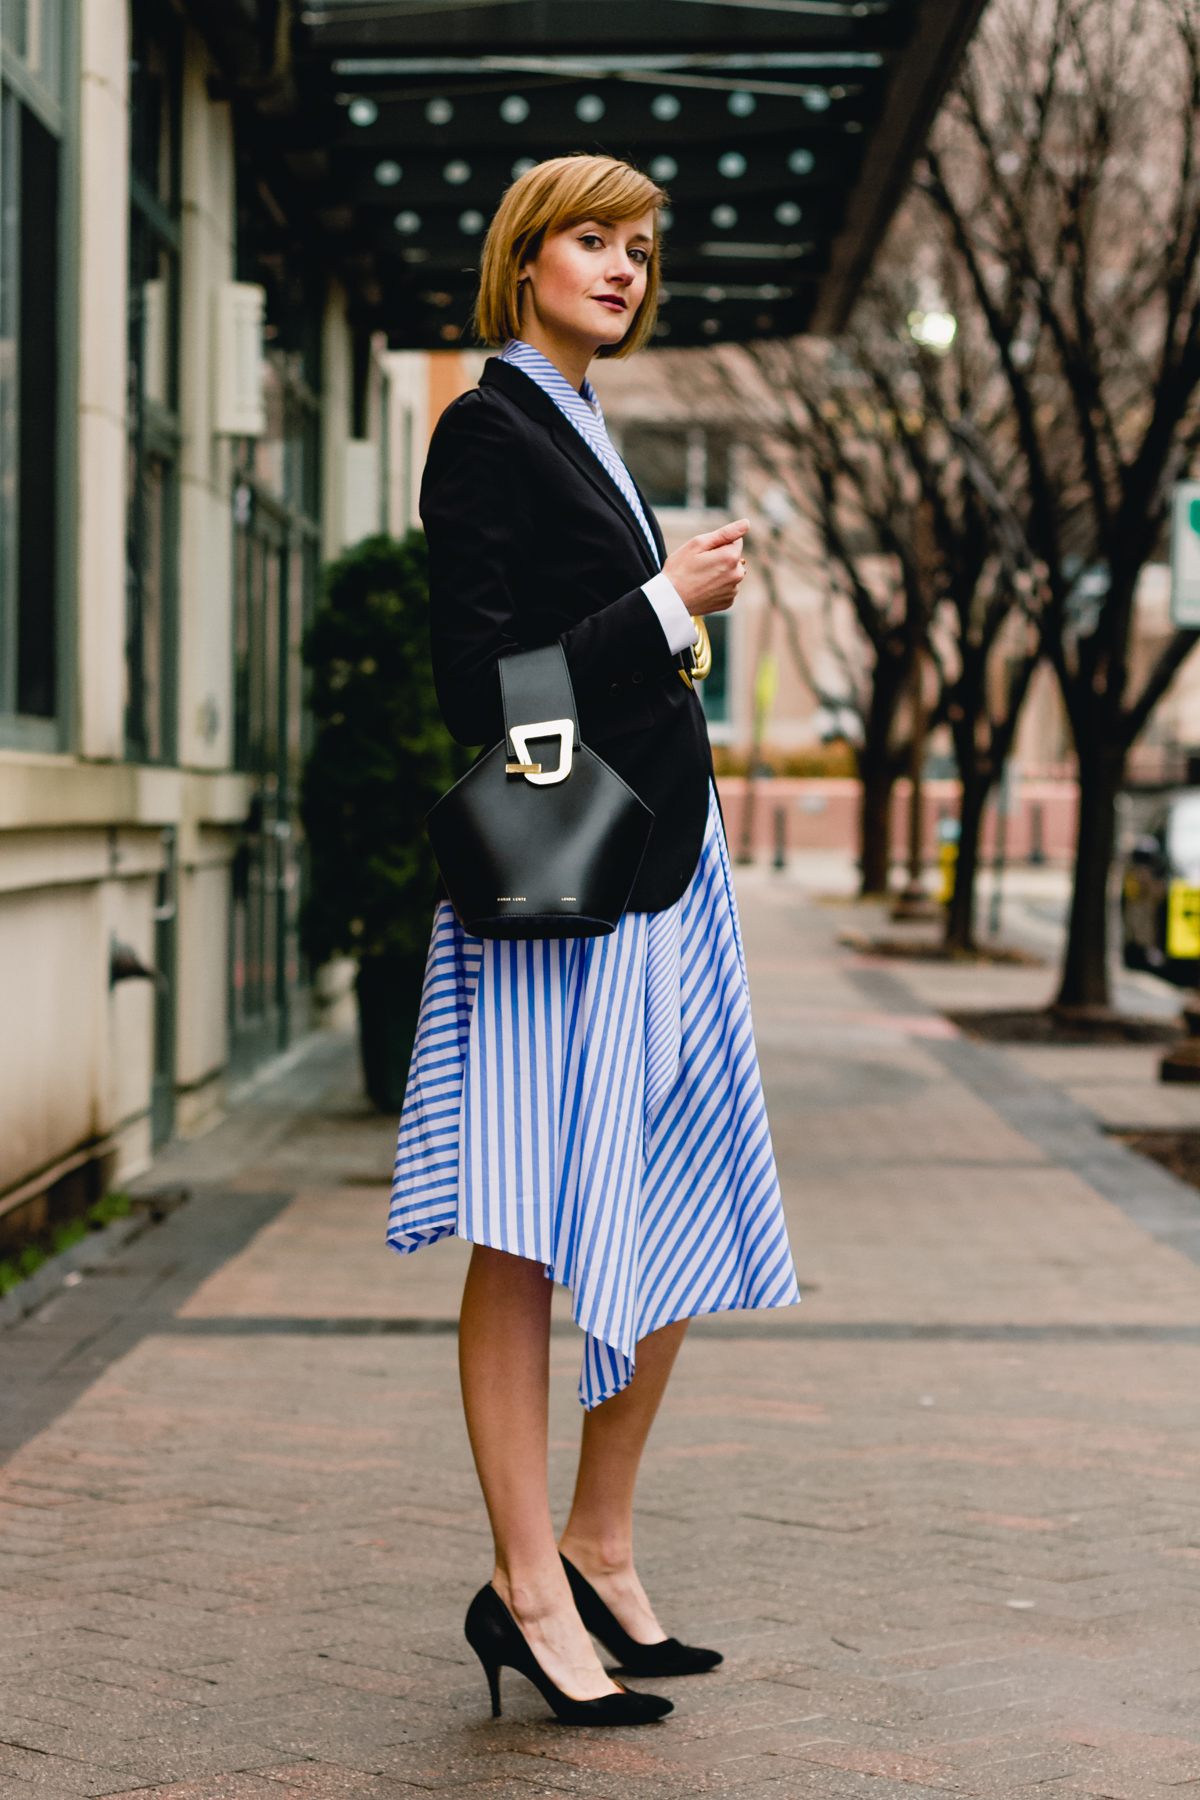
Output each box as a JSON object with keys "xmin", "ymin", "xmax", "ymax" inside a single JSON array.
[
  {"xmin": 125, "ymin": 0, "xmax": 180, "ymax": 765},
  {"xmin": 228, "ymin": 341, "xmax": 319, "ymax": 1076},
  {"xmin": 229, "ymin": 484, "xmax": 314, "ymax": 1071}
]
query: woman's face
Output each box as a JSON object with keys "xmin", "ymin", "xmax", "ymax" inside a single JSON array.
[{"xmin": 519, "ymin": 212, "xmax": 655, "ymax": 356}]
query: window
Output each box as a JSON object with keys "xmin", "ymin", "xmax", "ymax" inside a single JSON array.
[
  {"xmin": 623, "ymin": 426, "xmax": 731, "ymax": 511},
  {"xmin": 620, "ymin": 424, "xmax": 735, "ymax": 725},
  {"xmin": 125, "ymin": 0, "xmax": 181, "ymax": 764},
  {"xmin": 703, "ymin": 434, "xmax": 730, "ymax": 510},
  {"xmin": 702, "ymin": 614, "xmax": 730, "ymax": 724},
  {"xmin": 625, "ymin": 425, "xmax": 688, "ymax": 508},
  {"xmin": 0, "ymin": 0, "xmax": 67, "ymax": 738}
]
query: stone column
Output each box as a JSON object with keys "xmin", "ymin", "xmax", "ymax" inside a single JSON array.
[{"xmin": 75, "ymin": 0, "xmax": 129, "ymax": 758}]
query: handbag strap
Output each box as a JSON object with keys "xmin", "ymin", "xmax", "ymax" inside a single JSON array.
[{"xmin": 498, "ymin": 644, "xmax": 580, "ymax": 751}]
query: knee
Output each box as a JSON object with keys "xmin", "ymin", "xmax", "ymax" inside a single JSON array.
[{"xmin": 468, "ymin": 1243, "xmax": 552, "ymax": 1296}]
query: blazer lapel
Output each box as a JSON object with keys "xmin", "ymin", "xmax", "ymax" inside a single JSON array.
[
  {"xmin": 629, "ymin": 471, "xmax": 667, "ymax": 563},
  {"xmin": 480, "ymin": 358, "xmax": 661, "ymax": 579}
]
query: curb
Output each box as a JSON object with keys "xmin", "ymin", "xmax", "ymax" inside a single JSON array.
[{"xmin": 0, "ymin": 1190, "xmax": 189, "ymax": 1331}]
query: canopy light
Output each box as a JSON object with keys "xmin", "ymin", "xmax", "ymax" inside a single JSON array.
[
  {"xmin": 908, "ymin": 310, "xmax": 957, "ymax": 351},
  {"xmin": 241, "ymin": 0, "xmax": 990, "ymax": 349}
]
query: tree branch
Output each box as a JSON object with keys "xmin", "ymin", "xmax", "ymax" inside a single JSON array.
[{"xmin": 1122, "ymin": 628, "xmax": 1200, "ymax": 744}]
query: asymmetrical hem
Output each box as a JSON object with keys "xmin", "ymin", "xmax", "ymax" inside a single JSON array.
[{"xmin": 388, "ymin": 784, "xmax": 800, "ymax": 1406}]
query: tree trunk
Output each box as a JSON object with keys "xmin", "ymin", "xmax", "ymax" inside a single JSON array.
[
  {"xmin": 858, "ymin": 754, "xmax": 896, "ymax": 897},
  {"xmin": 944, "ymin": 772, "xmax": 988, "ymax": 953},
  {"xmin": 1055, "ymin": 747, "xmax": 1124, "ymax": 1012},
  {"xmin": 856, "ymin": 647, "xmax": 908, "ymax": 898},
  {"xmin": 897, "ymin": 650, "xmax": 928, "ymax": 899}
]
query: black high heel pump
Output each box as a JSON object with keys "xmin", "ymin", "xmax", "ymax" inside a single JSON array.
[
  {"xmin": 560, "ymin": 1554, "xmax": 723, "ymax": 1678},
  {"xmin": 464, "ymin": 1584, "xmax": 673, "ymax": 1725}
]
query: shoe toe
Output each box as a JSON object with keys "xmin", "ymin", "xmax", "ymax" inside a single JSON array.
[
  {"xmin": 591, "ymin": 1688, "xmax": 672, "ymax": 1724},
  {"xmin": 634, "ymin": 1691, "xmax": 674, "ymax": 1720},
  {"xmin": 618, "ymin": 1639, "xmax": 723, "ymax": 1678}
]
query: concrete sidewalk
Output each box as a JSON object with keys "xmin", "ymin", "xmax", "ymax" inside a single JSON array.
[{"xmin": 2, "ymin": 878, "xmax": 1199, "ymax": 1799}]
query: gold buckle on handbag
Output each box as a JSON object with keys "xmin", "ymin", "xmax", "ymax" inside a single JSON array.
[{"xmin": 507, "ymin": 719, "xmax": 574, "ymax": 786}]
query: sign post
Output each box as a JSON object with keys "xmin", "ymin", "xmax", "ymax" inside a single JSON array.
[
  {"xmin": 1170, "ymin": 482, "xmax": 1200, "ymax": 626},
  {"xmin": 1161, "ymin": 531, "xmax": 1200, "ymax": 1081}
]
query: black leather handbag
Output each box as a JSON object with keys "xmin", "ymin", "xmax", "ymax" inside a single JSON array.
[{"xmin": 425, "ymin": 644, "xmax": 654, "ymax": 939}]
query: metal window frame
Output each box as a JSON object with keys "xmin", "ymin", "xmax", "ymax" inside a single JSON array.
[
  {"xmin": 0, "ymin": 0, "xmax": 78, "ymax": 751},
  {"xmin": 124, "ymin": 0, "xmax": 183, "ymax": 767}
]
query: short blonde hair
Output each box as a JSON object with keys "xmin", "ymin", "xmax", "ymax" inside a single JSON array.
[{"xmin": 474, "ymin": 154, "xmax": 667, "ymax": 358}]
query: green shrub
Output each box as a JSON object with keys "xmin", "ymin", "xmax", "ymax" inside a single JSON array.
[
  {"xmin": 89, "ymin": 1190, "xmax": 132, "ymax": 1228},
  {"xmin": 300, "ymin": 532, "xmax": 469, "ymax": 970},
  {"xmin": 0, "ymin": 1190, "xmax": 136, "ymax": 1300},
  {"xmin": 51, "ymin": 1219, "xmax": 87, "ymax": 1256},
  {"xmin": 0, "ymin": 1257, "xmax": 32, "ymax": 1295}
]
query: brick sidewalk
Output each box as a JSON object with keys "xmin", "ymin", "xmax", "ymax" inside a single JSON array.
[{"xmin": 2, "ymin": 881, "xmax": 1199, "ymax": 1799}]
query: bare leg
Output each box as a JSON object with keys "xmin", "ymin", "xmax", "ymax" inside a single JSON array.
[
  {"xmin": 558, "ymin": 1319, "xmax": 689, "ymax": 1645},
  {"xmin": 458, "ymin": 1243, "xmax": 618, "ymax": 1701}
]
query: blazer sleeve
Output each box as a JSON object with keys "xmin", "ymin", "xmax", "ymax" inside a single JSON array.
[{"xmin": 421, "ymin": 393, "xmax": 677, "ymax": 747}]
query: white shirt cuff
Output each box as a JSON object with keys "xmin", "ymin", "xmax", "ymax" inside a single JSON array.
[{"xmin": 642, "ymin": 572, "xmax": 699, "ymax": 656}]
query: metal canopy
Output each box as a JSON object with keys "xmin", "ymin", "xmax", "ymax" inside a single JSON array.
[{"xmin": 232, "ymin": 0, "xmax": 985, "ymax": 349}]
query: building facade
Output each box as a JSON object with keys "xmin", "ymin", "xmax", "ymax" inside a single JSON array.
[{"xmin": 0, "ymin": 0, "xmax": 410, "ymax": 1250}]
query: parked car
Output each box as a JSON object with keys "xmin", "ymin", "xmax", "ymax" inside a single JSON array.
[{"xmin": 1121, "ymin": 789, "xmax": 1200, "ymax": 985}]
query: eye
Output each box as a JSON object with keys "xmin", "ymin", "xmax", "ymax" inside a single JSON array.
[
  {"xmin": 629, "ymin": 247, "xmax": 649, "ymax": 265},
  {"xmin": 578, "ymin": 232, "xmax": 604, "ymax": 250}
]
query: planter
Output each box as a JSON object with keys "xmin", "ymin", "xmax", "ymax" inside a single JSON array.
[{"xmin": 356, "ymin": 953, "xmax": 425, "ymax": 1113}]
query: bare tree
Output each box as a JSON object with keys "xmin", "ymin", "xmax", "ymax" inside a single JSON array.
[
  {"xmin": 737, "ymin": 311, "xmax": 1043, "ymax": 942},
  {"xmin": 919, "ymin": 0, "xmax": 1200, "ymax": 1010},
  {"xmin": 853, "ymin": 288, "xmax": 1049, "ymax": 951},
  {"xmin": 731, "ymin": 339, "xmax": 938, "ymax": 897}
]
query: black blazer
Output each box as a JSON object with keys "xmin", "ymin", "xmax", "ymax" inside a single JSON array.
[{"xmin": 420, "ymin": 355, "xmax": 713, "ymax": 914}]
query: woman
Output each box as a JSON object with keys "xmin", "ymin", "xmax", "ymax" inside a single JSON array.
[{"xmin": 389, "ymin": 153, "xmax": 800, "ymax": 1727}]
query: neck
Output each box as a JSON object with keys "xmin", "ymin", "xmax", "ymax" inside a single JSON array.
[{"xmin": 516, "ymin": 320, "xmax": 595, "ymax": 393}]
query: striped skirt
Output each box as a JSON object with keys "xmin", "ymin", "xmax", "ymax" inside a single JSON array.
[{"xmin": 387, "ymin": 784, "xmax": 799, "ymax": 1406}]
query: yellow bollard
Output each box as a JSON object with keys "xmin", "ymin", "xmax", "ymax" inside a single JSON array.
[{"xmin": 938, "ymin": 840, "xmax": 958, "ymax": 905}]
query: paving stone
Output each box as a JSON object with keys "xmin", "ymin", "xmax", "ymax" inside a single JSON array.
[
  {"xmin": 2, "ymin": 881, "xmax": 1199, "ymax": 1796},
  {"xmin": 95, "ymin": 1778, "xmax": 386, "ymax": 1800}
]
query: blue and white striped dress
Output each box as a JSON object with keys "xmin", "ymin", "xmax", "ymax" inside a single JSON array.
[{"xmin": 388, "ymin": 345, "xmax": 800, "ymax": 1407}]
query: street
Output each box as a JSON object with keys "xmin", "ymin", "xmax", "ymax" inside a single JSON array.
[{"xmin": 2, "ymin": 870, "xmax": 1199, "ymax": 1799}]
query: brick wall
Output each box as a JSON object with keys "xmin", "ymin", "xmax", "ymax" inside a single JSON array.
[{"xmin": 715, "ymin": 777, "xmax": 1079, "ymax": 866}]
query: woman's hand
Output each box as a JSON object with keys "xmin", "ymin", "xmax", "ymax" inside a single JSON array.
[{"xmin": 661, "ymin": 519, "xmax": 749, "ymax": 616}]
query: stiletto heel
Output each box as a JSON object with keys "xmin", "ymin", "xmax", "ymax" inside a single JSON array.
[
  {"xmin": 464, "ymin": 1584, "xmax": 673, "ymax": 1725},
  {"xmin": 560, "ymin": 1554, "xmax": 723, "ymax": 1678},
  {"xmin": 484, "ymin": 1659, "xmax": 502, "ymax": 1717}
]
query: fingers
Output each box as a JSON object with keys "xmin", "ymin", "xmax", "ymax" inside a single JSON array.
[
  {"xmin": 695, "ymin": 518, "xmax": 750, "ymax": 551},
  {"xmin": 664, "ymin": 520, "xmax": 748, "ymax": 615}
]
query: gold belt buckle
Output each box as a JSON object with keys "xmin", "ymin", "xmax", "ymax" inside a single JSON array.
[{"xmin": 678, "ymin": 617, "xmax": 712, "ymax": 688}]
